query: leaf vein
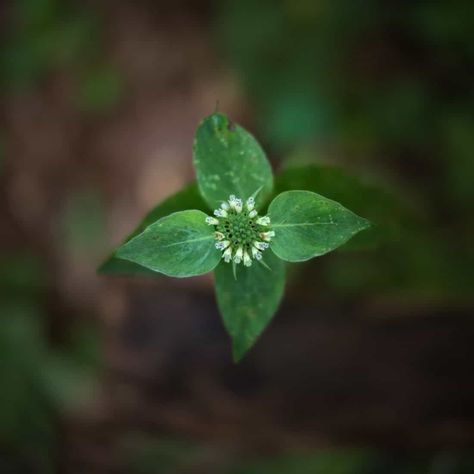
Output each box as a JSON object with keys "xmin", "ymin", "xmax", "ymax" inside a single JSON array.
[{"xmin": 162, "ymin": 235, "xmax": 213, "ymax": 248}]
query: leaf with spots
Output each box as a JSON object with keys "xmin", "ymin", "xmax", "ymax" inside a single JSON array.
[
  {"xmin": 268, "ymin": 190, "xmax": 371, "ymax": 262},
  {"xmin": 193, "ymin": 113, "xmax": 273, "ymax": 210},
  {"xmin": 214, "ymin": 251, "xmax": 285, "ymax": 361},
  {"xmin": 116, "ymin": 210, "xmax": 221, "ymax": 277}
]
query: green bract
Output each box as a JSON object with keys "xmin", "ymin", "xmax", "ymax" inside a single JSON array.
[{"xmin": 99, "ymin": 113, "xmax": 370, "ymax": 361}]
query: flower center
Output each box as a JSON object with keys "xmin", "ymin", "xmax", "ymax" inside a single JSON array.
[
  {"xmin": 205, "ymin": 195, "xmax": 275, "ymax": 266},
  {"xmin": 216, "ymin": 211, "xmax": 260, "ymax": 249}
]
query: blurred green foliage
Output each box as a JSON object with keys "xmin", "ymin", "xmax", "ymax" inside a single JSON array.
[
  {"xmin": 60, "ymin": 188, "xmax": 107, "ymax": 256},
  {"xmin": 119, "ymin": 436, "xmax": 474, "ymax": 474},
  {"xmin": 1, "ymin": 0, "xmax": 123, "ymax": 111},
  {"xmin": 231, "ymin": 450, "xmax": 374, "ymax": 474},
  {"xmin": 120, "ymin": 435, "xmax": 207, "ymax": 474},
  {"xmin": 77, "ymin": 63, "xmax": 124, "ymax": 112},
  {"xmin": 0, "ymin": 253, "xmax": 100, "ymax": 472},
  {"xmin": 233, "ymin": 452, "xmax": 474, "ymax": 474}
]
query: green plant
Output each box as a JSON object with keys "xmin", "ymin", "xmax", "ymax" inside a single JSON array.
[{"xmin": 99, "ymin": 113, "xmax": 369, "ymax": 361}]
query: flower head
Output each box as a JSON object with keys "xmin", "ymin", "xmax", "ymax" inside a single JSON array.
[{"xmin": 205, "ymin": 195, "xmax": 275, "ymax": 266}]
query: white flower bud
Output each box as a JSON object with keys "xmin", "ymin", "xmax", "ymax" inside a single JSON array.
[
  {"xmin": 260, "ymin": 231, "xmax": 275, "ymax": 241},
  {"xmin": 206, "ymin": 216, "xmax": 219, "ymax": 225},
  {"xmin": 256, "ymin": 216, "xmax": 270, "ymax": 226},
  {"xmin": 243, "ymin": 251, "xmax": 252, "ymax": 267},
  {"xmin": 215, "ymin": 240, "xmax": 230, "ymax": 250},
  {"xmin": 222, "ymin": 247, "xmax": 232, "ymax": 262},
  {"xmin": 246, "ymin": 197, "xmax": 255, "ymax": 211},
  {"xmin": 214, "ymin": 208, "xmax": 228, "ymax": 218},
  {"xmin": 254, "ymin": 241, "xmax": 269, "ymax": 251},
  {"xmin": 234, "ymin": 246, "xmax": 243, "ymax": 264}
]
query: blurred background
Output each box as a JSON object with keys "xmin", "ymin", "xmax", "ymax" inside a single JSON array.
[{"xmin": 1, "ymin": 0, "xmax": 474, "ymax": 473}]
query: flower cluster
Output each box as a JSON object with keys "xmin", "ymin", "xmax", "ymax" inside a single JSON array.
[{"xmin": 205, "ymin": 195, "xmax": 275, "ymax": 266}]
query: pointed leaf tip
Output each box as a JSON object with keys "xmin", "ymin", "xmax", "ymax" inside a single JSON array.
[
  {"xmin": 99, "ymin": 182, "xmax": 208, "ymax": 276},
  {"xmin": 214, "ymin": 251, "xmax": 285, "ymax": 362},
  {"xmin": 116, "ymin": 210, "xmax": 221, "ymax": 277},
  {"xmin": 268, "ymin": 190, "xmax": 370, "ymax": 262},
  {"xmin": 193, "ymin": 113, "xmax": 273, "ymax": 210}
]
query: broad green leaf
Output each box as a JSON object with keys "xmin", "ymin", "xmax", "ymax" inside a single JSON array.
[
  {"xmin": 274, "ymin": 164, "xmax": 411, "ymax": 249},
  {"xmin": 193, "ymin": 113, "xmax": 273, "ymax": 210},
  {"xmin": 214, "ymin": 251, "xmax": 285, "ymax": 362},
  {"xmin": 116, "ymin": 210, "xmax": 220, "ymax": 278},
  {"xmin": 99, "ymin": 183, "xmax": 208, "ymax": 275},
  {"xmin": 268, "ymin": 190, "xmax": 370, "ymax": 262}
]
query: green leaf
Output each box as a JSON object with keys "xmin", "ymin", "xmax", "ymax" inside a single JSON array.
[
  {"xmin": 98, "ymin": 257, "xmax": 157, "ymax": 276},
  {"xmin": 274, "ymin": 164, "xmax": 411, "ymax": 249},
  {"xmin": 268, "ymin": 190, "xmax": 370, "ymax": 262},
  {"xmin": 193, "ymin": 113, "xmax": 273, "ymax": 210},
  {"xmin": 214, "ymin": 251, "xmax": 285, "ymax": 362},
  {"xmin": 116, "ymin": 210, "xmax": 220, "ymax": 278},
  {"xmin": 99, "ymin": 183, "xmax": 207, "ymax": 275}
]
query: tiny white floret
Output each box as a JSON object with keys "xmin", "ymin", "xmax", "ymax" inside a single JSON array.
[
  {"xmin": 254, "ymin": 241, "xmax": 269, "ymax": 251},
  {"xmin": 246, "ymin": 197, "xmax": 255, "ymax": 211},
  {"xmin": 251, "ymin": 247, "xmax": 262, "ymax": 260},
  {"xmin": 256, "ymin": 216, "xmax": 270, "ymax": 226},
  {"xmin": 234, "ymin": 246, "xmax": 243, "ymax": 264},
  {"xmin": 214, "ymin": 208, "xmax": 228, "ymax": 218},
  {"xmin": 215, "ymin": 240, "xmax": 230, "ymax": 250},
  {"xmin": 243, "ymin": 251, "xmax": 252, "ymax": 267},
  {"xmin": 222, "ymin": 247, "xmax": 232, "ymax": 262},
  {"xmin": 206, "ymin": 216, "xmax": 219, "ymax": 225},
  {"xmin": 260, "ymin": 231, "xmax": 275, "ymax": 241}
]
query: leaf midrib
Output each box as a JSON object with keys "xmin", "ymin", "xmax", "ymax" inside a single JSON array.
[
  {"xmin": 162, "ymin": 235, "xmax": 214, "ymax": 248},
  {"xmin": 273, "ymin": 222, "xmax": 338, "ymax": 228}
]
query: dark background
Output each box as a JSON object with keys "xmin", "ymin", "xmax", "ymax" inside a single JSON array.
[{"xmin": 1, "ymin": 0, "xmax": 473, "ymax": 473}]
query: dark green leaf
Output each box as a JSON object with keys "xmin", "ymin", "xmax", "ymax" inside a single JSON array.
[
  {"xmin": 116, "ymin": 210, "xmax": 220, "ymax": 278},
  {"xmin": 193, "ymin": 113, "xmax": 273, "ymax": 210},
  {"xmin": 268, "ymin": 190, "xmax": 370, "ymax": 262},
  {"xmin": 99, "ymin": 183, "xmax": 207, "ymax": 275},
  {"xmin": 214, "ymin": 251, "xmax": 285, "ymax": 361}
]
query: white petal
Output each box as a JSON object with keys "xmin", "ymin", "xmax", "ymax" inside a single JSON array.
[
  {"xmin": 214, "ymin": 208, "xmax": 228, "ymax": 218},
  {"xmin": 256, "ymin": 216, "xmax": 270, "ymax": 226},
  {"xmin": 214, "ymin": 231, "xmax": 225, "ymax": 240},
  {"xmin": 246, "ymin": 197, "xmax": 255, "ymax": 211},
  {"xmin": 251, "ymin": 246, "xmax": 261, "ymax": 259},
  {"xmin": 222, "ymin": 247, "xmax": 232, "ymax": 262},
  {"xmin": 233, "ymin": 199, "xmax": 243, "ymax": 213},
  {"xmin": 228, "ymin": 195, "xmax": 243, "ymax": 213},
  {"xmin": 215, "ymin": 240, "xmax": 230, "ymax": 250},
  {"xmin": 254, "ymin": 241, "xmax": 269, "ymax": 251},
  {"xmin": 249, "ymin": 209, "xmax": 257, "ymax": 218},
  {"xmin": 206, "ymin": 216, "xmax": 219, "ymax": 225},
  {"xmin": 243, "ymin": 251, "xmax": 252, "ymax": 267},
  {"xmin": 260, "ymin": 231, "xmax": 275, "ymax": 241},
  {"xmin": 234, "ymin": 246, "xmax": 243, "ymax": 263}
]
